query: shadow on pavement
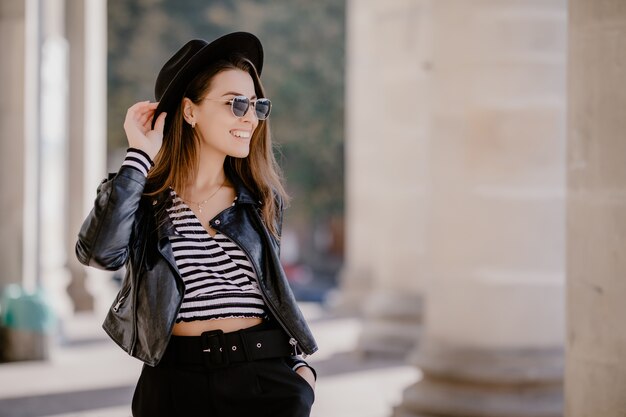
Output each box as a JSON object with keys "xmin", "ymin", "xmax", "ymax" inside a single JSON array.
[{"xmin": 0, "ymin": 385, "xmax": 135, "ymax": 417}]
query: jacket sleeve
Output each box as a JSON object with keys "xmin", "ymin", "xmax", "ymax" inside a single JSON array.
[{"xmin": 75, "ymin": 166, "xmax": 148, "ymax": 271}]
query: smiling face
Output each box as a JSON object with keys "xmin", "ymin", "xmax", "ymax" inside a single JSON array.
[
  {"xmin": 184, "ymin": 69, "xmax": 259, "ymax": 159},
  {"xmin": 150, "ymin": 55, "xmax": 285, "ymax": 239}
]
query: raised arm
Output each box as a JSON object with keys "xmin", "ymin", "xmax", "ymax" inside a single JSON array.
[{"xmin": 75, "ymin": 101, "xmax": 166, "ymax": 270}]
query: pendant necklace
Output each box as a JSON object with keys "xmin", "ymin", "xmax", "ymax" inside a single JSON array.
[{"xmin": 182, "ymin": 180, "xmax": 226, "ymax": 213}]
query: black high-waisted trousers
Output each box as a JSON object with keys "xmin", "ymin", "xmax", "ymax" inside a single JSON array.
[{"xmin": 131, "ymin": 321, "xmax": 315, "ymax": 417}]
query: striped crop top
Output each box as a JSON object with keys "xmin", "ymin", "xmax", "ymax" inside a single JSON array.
[
  {"xmin": 121, "ymin": 148, "xmax": 269, "ymax": 323},
  {"xmin": 167, "ymin": 191, "xmax": 269, "ymax": 323}
]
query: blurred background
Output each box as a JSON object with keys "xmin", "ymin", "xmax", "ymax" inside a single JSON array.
[{"xmin": 1, "ymin": 0, "xmax": 626, "ymax": 416}]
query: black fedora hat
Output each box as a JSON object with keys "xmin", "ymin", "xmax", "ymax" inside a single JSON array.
[{"xmin": 152, "ymin": 31, "xmax": 264, "ymax": 133}]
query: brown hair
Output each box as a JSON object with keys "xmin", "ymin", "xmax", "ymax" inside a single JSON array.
[{"xmin": 146, "ymin": 55, "xmax": 288, "ymax": 238}]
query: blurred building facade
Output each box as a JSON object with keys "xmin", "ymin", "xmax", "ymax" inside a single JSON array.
[
  {"xmin": 1, "ymin": 0, "xmax": 626, "ymax": 415},
  {"xmin": 341, "ymin": 0, "xmax": 626, "ymax": 416}
]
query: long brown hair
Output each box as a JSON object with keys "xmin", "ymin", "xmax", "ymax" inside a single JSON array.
[{"xmin": 146, "ymin": 54, "xmax": 288, "ymax": 238}]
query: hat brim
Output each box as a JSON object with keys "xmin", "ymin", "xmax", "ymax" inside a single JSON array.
[{"xmin": 152, "ymin": 32, "xmax": 263, "ymax": 132}]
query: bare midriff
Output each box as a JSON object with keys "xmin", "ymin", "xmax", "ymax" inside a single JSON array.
[{"xmin": 171, "ymin": 317, "xmax": 264, "ymax": 336}]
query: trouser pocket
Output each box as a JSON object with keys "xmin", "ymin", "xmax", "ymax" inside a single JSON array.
[{"xmin": 252, "ymin": 357, "xmax": 315, "ymax": 417}]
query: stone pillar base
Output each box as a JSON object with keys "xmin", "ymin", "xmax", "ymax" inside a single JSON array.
[
  {"xmin": 358, "ymin": 292, "xmax": 423, "ymax": 357},
  {"xmin": 66, "ymin": 265, "xmax": 94, "ymax": 312},
  {"xmin": 326, "ymin": 266, "xmax": 373, "ymax": 315},
  {"xmin": 0, "ymin": 328, "xmax": 49, "ymax": 362},
  {"xmin": 394, "ymin": 343, "xmax": 563, "ymax": 417},
  {"xmin": 394, "ymin": 379, "xmax": 562, "ymax": 417}
]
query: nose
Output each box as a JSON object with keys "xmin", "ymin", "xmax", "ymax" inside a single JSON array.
[{"xmin": 241, "ymin": 103, "xmax": 258, "ymax": 124}]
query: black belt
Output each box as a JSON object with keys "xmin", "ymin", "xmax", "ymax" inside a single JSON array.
[{"xmin": 163, "ymin": 327, "xmax": 294, "ymax": 369}]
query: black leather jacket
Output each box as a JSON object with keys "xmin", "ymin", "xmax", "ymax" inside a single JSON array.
[{"xmin": 76, "ymin": 165, "xmax": 318, "ymax": 366}]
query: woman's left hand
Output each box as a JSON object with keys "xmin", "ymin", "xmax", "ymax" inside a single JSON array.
[{"xmin": 296, "ymin": 366, "xmax": 316, "ymax": 391}]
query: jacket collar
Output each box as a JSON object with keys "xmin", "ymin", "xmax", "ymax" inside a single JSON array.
[
  {"xmin": 151, "ymin": 168, "xmax": 260, "ymax": 240},
  {"xmin": 152, "ymin": 190, "xmax": 177, "ymax": 241}
]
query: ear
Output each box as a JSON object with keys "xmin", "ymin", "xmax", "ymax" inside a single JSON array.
[{"xmin": 182, "ymin": 97, "xmax": 195, "ymax": 125}]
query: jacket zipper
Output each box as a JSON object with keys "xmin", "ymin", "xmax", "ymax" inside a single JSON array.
[
  {"xmin": 113, "ymin": 295, "xmax": 125, "ymax": 312},
  {"xmin": 214, "ymin": 225, "xmax": 306, "ymax": 358}
]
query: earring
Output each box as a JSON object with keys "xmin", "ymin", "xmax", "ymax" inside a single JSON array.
[{"xmin": 191, "ymin": 121, "xmax": 196, "ymax": 128}]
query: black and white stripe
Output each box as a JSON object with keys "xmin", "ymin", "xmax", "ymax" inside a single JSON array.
[
  {"xmin": 167, "ymin": 191, "xmax": 268, "ymax": 323},
  {"xmin": 121, "ymin": 148, "xmax": 153, "ymax": 177}
]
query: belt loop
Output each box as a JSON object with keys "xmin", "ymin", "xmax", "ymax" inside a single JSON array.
[{"xmin": 238, "ymin": 329, "xmax": 253, "ymax": 361}]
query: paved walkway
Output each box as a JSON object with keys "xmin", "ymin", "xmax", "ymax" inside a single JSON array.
[{"xmin": 0, "ymin": 303, "xmax": 419, "ymax": 417}]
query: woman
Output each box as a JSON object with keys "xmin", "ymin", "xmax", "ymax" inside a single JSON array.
[{"xmin": 76, "ymin": 32, "xmax": 318, "ymax": 417}]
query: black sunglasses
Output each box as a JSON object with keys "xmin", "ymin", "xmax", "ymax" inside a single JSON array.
[{"xmin": 204, "ymin": 95, "xmax": 272, "ymax": 120}]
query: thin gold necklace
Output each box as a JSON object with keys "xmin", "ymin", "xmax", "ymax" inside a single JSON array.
[{"xmin": 181, "ymin": 180, "xmax": 226, "ymax": 213}]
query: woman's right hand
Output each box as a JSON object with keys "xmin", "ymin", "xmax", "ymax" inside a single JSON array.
[{"xmin": 123, "ymin": 101, "xmax": 167, "ymax": 160}]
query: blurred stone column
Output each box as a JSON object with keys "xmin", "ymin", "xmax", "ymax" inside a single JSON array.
[
  {"xmin": 38, "ymin": 0, "xmax": 76, "ymax": 321},
  {"xmin": 65, "ymin": 0, "xmax": 107, "ymax": 312},
  {"xmin": 0, "ymin": 0, "xmax": 27, "ymax": 291},
  {"xmin": 352, "ymin": 0, "xmax": 432, "ymax": 356},
  {"xmin": 330, "ymin": 0, "xmax": 382, "ymax": 314},
  {"xmin": 0, "ymin": 0, "xmax": 51, "ymax": 361},
  {"xmin": 566, "ymin": 1, "xmax": 626, "ymax": 415},
  {"xmin": 65, "ymin": 0, "xmax": 92, "ymax": 312},
  {"xmin": 395, "ymin": 1, "xmax": 566, "ymax": 416}
]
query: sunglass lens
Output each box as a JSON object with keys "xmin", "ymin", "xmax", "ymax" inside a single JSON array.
[
  {"xmin": 231, "ymin": 96, "xmax": 250, "ymax": 118},
  {"xmin": 255, "ymin": 99, "xmax": 271, "ymax": 120}
]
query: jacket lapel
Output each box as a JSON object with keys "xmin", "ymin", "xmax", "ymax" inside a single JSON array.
[{"xmin": 151, "ymin": 190, "xmax": 180, "ymax": 275}]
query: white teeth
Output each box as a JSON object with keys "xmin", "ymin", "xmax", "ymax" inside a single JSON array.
[{"xmin": 231, "ymin": 130, "xmax": 251, "ymax": 138}]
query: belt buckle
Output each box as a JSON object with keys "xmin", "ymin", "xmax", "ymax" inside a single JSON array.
[{"xmin": 201, "ymin": 329, "xmax": 229, "ymax": 368}]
